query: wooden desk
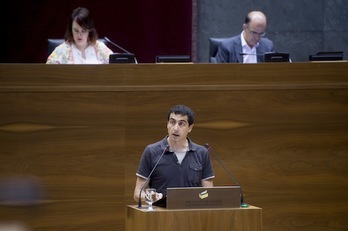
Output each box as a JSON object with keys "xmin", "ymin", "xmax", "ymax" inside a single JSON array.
[{"xmin": 126, "ymin": 205, "xmax": 262, "ymax": 231}]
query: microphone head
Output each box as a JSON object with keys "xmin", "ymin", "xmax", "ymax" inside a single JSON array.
[
  {"xmin": 104, "ymin": 37, "xmax": 112, "ymax": 43},
  {"xmin": 204, "ymin": 143, "xmax": 210, "ymax": 149}
]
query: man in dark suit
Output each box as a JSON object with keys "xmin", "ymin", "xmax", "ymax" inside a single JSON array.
[{"xmin": 215, "ymin": 11, "xmax": 274, "ymax": 63}]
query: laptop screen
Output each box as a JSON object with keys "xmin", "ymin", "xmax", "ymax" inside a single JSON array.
[
  {"xmin": 264, "ymin": 52, "xmax": 290, "ymax": 62},
  {"xmin": 109, "ymin": 53, "xmax": 136, "ymax": 64}
]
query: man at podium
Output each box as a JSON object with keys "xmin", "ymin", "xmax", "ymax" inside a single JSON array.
[{"xmin": 133, "ymin": 105, "xmax": 215, "ymax": 203}]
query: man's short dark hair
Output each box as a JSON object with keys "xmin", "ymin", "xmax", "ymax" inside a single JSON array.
[{"xmin": 167, "ymin": 105, "xmax": 195, "ymax": 125}]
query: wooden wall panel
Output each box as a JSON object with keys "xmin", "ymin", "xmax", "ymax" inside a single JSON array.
[
  {"xmin": 0, "ymin": 88, "xmax": 126, "ymax": 230},
  {"xmin": 1, "ymin": 63, "xmax": 348, "ymax": 231}
]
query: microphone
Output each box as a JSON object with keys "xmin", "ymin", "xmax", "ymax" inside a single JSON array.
[
  {"xmin": 137, "ymin": 145, "xmax": 169, "ymax": 208},
  {"xmin": 204, "ymin": 143, "xmax": 245, "ymax": 206},
  {"xmin": 104, "ymin": 37, "xmax": 133, "ymax": 54},
  {"xmin": 239, "ymin": 52, "xmax": 264, "ymax": 56}
]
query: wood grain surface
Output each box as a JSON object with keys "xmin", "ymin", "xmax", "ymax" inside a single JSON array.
[
  {"xmin": 126, "ymin": 205, "xmax": 262, "ymax": 231},
  {"xmin": 1, "ymin": 63, "xmax": 347, "ymax": 231}
]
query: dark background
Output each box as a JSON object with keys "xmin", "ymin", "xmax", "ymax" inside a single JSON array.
[
  {"xmin": 1, "ymin": 0, "xmax": 192, "ymax": 63},
  {"xmin": 196, "ymin": 0, "xmax": 348, "ymax": 62},
  {"xmin": 1, "ymin": 0, "xmax": 347, "ymax": 63}
]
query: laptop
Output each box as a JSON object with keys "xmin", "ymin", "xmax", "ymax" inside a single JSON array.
[
  {"xmin": 155, "ymin": 55, "xmax": 191, "ymax": 63},
  {"xmin": 154, "ymin": 186, "xmax": 241, "ymax": 209},
  {"xmin": 309, "ymin": 51, "xmax": 343, "ymax": 61},
  {"xmin": 264, "ymin": 52, "xmax": 290, "ymax": 62},
  {"xmin": 109, "ymin": 53, "xmax": 136, "ymax": 63}
]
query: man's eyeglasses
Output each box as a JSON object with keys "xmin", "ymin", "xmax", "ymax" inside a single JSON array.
[{"xmin": 246, "ymin": 24, "xmax": 266, "ymax": 37}]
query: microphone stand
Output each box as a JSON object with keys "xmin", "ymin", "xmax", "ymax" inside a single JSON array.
[
  {"xmin": 239, "ymin": 52, "xmax": 264, "ymax": 56},
  {"xmin": 104, "ymin": 37, "xmax": 138, "ymax": 64},
  {"xmin": 205, "ymin": 143, "xmax": 246, "ymax": 206},
  {"xmin": 137, "ymin": 145, "xmax": 169, "ymax": 208},
  {"xmin": 104, "ymin": 37, "xmax": 133, "ymax": 54}
]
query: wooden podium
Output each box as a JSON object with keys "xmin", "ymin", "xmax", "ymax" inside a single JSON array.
[{"xmin": 125, "ymin": 205, "xmax": 262, "ymax": 231}]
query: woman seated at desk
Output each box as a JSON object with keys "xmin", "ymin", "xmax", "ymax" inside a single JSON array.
[{"xmin": 46, "ymin": 7, "xmax": 112, "ymax": 64}]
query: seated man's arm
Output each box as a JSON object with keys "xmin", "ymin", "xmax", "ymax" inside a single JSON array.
[{"xmin": 215, "ymin": 44, "xmax": 230, "ymax": 63}]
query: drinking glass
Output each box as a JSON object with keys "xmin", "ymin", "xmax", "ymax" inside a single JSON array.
[{"xmin": 145, "ymin": 188, "xmax": 157, "ymax": 210}]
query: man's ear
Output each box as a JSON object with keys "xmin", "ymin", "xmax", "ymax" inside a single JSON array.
[{"xmin": 188, "ymin": 124, "xmax": 194, "ymax": 132}]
